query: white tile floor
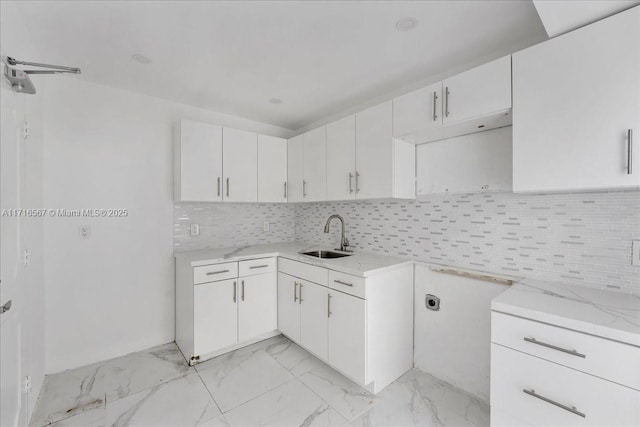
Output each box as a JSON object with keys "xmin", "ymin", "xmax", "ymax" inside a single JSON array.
[{"xmin": 30, "ymin": 336, "xmax": 489, "ymax": 427}]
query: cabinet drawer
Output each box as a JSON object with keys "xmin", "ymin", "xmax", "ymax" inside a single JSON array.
[
  {"xmin": 239, "ymin": 257, "xmax": 276, "ymax": 276},
  {"xmin": 328, "ymin": 270, "xmax": 366, "ymax": 299},
  {"xmin": 193, "ymin": 262, "xmax": 238, "ymax": 284},
  {"xmin": 492, "ymin": 312, "xmax": 640, "ymax": 390},
  {"xmin": 278, "ymin": 258, "xmax": 328, "ymax": 286},
  {"xmin": 491, "ymin": 344, "xmax": 640, "ymax": 427}
]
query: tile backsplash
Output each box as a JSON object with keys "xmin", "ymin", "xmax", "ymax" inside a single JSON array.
[
  {"xmin": 174, "ymin": 203, "xmax": 295, "ymax": 251},
  {"xmin": 295, "ymin": 191, "xmax": 640, "ymax": 294}
]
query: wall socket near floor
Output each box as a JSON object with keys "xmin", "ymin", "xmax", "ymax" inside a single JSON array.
[
  {"xmin": 79, "ymin": 225, "xmax": 90, "ymax": 239},
  {"xmin": 263, "ymin": 222, "xmax": 270, "ymax": 232},
  {"xmin": 632, "ymin": 240, "xmax": 640, "ymax": 266},
  {"xmin": 190, "ymin": 223, "xmax": 200, "ymax": 237},
  {"xmin": 23, "ymin": 249, "xmax": 30, "ymax": 267}
]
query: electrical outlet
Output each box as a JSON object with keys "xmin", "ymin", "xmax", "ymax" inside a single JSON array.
[
  {"xmin": 263, "ymin": 222, "xmax": 270, "ymax": 232},
  {"xmin": 23, "ymin": 249, "xmax": 30, "ymax": 266},
  {"xmin": 79, "ymin": 225, "xmax": 90, "ymax": 239},
  {"xmin": 24, "ymin": 376, "xmax": 32, "ymax": 393},
  {"xmin": 190, "ymin": 223, "xmax": 200, "ymax": 237},
  {"xmin": 632, "ymin": 240, "xmax": 640, "ymax": 266}
]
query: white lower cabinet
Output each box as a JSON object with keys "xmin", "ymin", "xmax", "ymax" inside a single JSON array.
[
  {"xmin": 277, "ymin": 258, "xmax": 413, "ymax": 394},
  {"xmin": 193, "ymin": 278, "xmax": 238, "ymax": 356},
  {"xmin": 176, "ymin": 257, "xmax": 278, "ymax": 364},
  {"xmin": 327, "ymin": 289, "xmax": 366, "ymax": 384}
]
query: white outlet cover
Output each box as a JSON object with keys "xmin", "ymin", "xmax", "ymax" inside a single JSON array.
[
  {"xmin": 79, "ymin": 225, "xmax": 90, "ymax": 239},
  {"xmin": 190, "ymin": 223, "xmax": 200, "ymax": 237},
  {"xmin": 263, "ymin": 222, "xmax": 270, "ymax": 232}
]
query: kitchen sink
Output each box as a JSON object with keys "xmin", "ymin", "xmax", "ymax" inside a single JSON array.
[{"xmin": 300, "ymin": 250, "xmax": 352, "ymax": 259}]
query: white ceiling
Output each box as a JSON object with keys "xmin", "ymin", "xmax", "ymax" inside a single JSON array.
[{"xmin": 2, "ymin": 1, "xmax": 547, "ymax": 131}]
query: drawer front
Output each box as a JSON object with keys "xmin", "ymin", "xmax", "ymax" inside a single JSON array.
[
  {"xmin": 491, "ymin": 344, "xmax": 640, "ymax": 427},
  {"xmin": 278, "ymin": 258, "xmax": 328, "ymax": 286},
  {"xmin": 193, "ymin": 262, "xmax": 238, "ymax": 284},
  {"xmin": 239, "ymin": 257, "xmax": 276, "ymax": 277},
  {"xmin": 328, "ymin": 270, "xmax": 366, "ymax": 299},
  {"xmin": 492, "ymin": 312, "xmax": 640, "ymax": 390}
]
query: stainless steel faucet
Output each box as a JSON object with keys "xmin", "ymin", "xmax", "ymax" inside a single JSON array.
[{"xmin": 324, "ymin": 214, "xmax": 352, "ymax": 252}]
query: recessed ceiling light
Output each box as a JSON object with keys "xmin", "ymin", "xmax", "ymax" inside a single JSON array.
[
  {"xmin": 131, "ymin": 53, "xmax": 152, "ymax": 65},
  {"xmin": 396, "ymin": 17, "xmax": 418, "ymax": 32},
  {"xmin": 269, "ymin": 97, "xmax": 283, "ymax": 105}
]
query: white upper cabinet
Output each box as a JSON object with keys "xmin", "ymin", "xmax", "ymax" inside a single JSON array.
[
  {"xmin": 287, "ymin": 135, "xmax": 304, "ymax": 203},
  {"xmin": 393, "ymin": 82, "xmax": 443, "ymax": 137},
  {"xmin": 392, "ymin": 56, "xmax": 512, "ymax": 144},
  {"xmin": 326, "ymin": 115, "xmax": 356, "ymax": 201},
  {"xmin": 442, "ymin": 56, "xmax": 511, "ymax": 125},
  {"xmin": 513, "ymin": 6, "xmax": 640, "ymax": 192},
  {"xmin": 258, "ymin": 135, "xmax": 287, "ymax": 203},
  {"xmin": 174, "ymin": 120, "xmax": 223, "ymax": 202},
  {"xmin": 302, "ymin": 126, "xmax": 327, "ymax": 202},
  {"xmin": 356, "ymin": 101, "xmax": 416, "ymax": 200},
  {"xmin": 222, "ymin": 127, "xmax": 258, "ymax": 202}
]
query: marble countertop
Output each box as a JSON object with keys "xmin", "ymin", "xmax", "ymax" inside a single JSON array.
[
  {"xmin": 174, "ymin": 241, "xmax": 413, "ymax": 277},
  {"xmin": 492, "ymin": 279, "xmax": 640, "ymax": 347}
]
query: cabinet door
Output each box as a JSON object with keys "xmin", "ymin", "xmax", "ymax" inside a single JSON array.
[
  {"xmin": 393, "ymin": 82, "xmax": 443, "ymax": 137},
  {"xmin": 328, "ymin": 290, "xmax": 366, "ymax": 384},
  {"xmin": 175, "ymin": 120, "xmax": 222, "ymax": 202},
  {"xmin": 193, "ymin": 279, "xmax": 238, "ymax": 356},
  {"xmin": 277, "ymin": 273, "xmax": 300, "ymax": 341},
  {"xmin": 303, "ymin": 127, "xmax": 327, "ymax": 202},
  {"xmin": 299, "ymin": 280, "xmax": 328, "ymax": 360},
  {"xmin": 258, "ymin": 135, "xmax": 287, "ymax": 203},
  {"xmin": 356, "ymin": 101, "xmax": 393, "ymax": 199},
  {"xmin": 326, "ymin": 115, "xmax": 356, "ymax": 201},
  {"xmin": 442, "ymin": 56, "xmax": 511, "ymax": 125},
  {"xmin": 222, "ymin": 127, "xmax": 258, "ymax": 202},
  {"xmin": 513, "ymin": 7, "xmax": 640, "ymax": 192},
  {"xmin": 238, "ymin": 272, "xmax": 277, "ymax": 342},
  {"xmin": 287, "ymin": 135, "xmax": 304, "ymax": 202}
]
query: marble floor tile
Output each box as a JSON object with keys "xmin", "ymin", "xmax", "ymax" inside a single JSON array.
[
  {"xmin": 30, "ymin": 361, "xmax": 107, "ymax": 427},
  {"xmin": 47, "ymin": 407, "xmax": 106, "ymax": 427},
  {"xmin": 351, "ymin": 372, "xmax": 480, "ymax": 427},
  {"xmin": 193, "ymin": 335, "xmax": 287, "ymax": 373},
  {"xmin": 198, "ymin": 348, "xmax": 293, "ymax": 412},
  {"xmin": 105, "ymin": 373, "xmax": 220, "ymax": 427},
  {"xmin": 264, "ymin": 338, "xmax": 312, "ymax": 371},
  {"xmin": 197, "ymin": 414, "xmax": 231, "ymax": 427},
  {"xmin": 224, "ymin": 379, "xmax": 349, "ymax": 427},
  {"xmin": 292, "ymin": 356, "xmax": 377, "ymax": 423},
  {"xmin": 104, "ymin": 342, "xmax": 194, "ymax": 402}
]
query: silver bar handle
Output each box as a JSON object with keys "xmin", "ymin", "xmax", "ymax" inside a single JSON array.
[
  {"xmin": 523, "ymin": 389, "xmax": 585, "ymax": 418},
  {"xmin": 226, "ymin": 178, "xmax": 230, "ymax": 197},
  {"xmin": 206, "ymin": 269, "xmax": 230, "ymax": 276},
  {"xmin": 284, "ymin": 182, "xmax": 287, "ymax": 199},
  {"xmin": 249, "ymin": 264, "xmax": 269, "ymax": 269},
  {"xmin": 303, "ymin": 180, "xmax": 307, "ymax": 197},
  {"xmin": 445, "ymin": 87, "xmax": 450, "ymax": 118},
  {"xmin": 328, "ymin": 294, "xmax": 332, "ymax": 318},
  {"xmin": 333, "ymin": 279, "xmax": 353, "ymax": 287},
  {"xmin": 293, "ymin": 282, "xmax": 298, "ymax": 302},
  {"xmin": 349, "ymin": 172, "xmax": 354, "ymax": 193},
  {"xmin": 355, "ymin": 172, "xmax": 360, "ymax": 193},
  {"xmin": 1, "ymin": 300, "xmax": 12, "ymax": 314},
  {"xmin": 241, "ymin": 280, "xmax": 245, "ymax": 301},
  {"xmin": 233, "ymin": 281, "xmax": 237, "ymax": 303},
  {"xmin": 217, "ymin": 177, "xmax": 221, "ymax": 197},
  {"xmin": 627, "ymin": 129, "xmax": 633, "ymax": 175},
  {"xmin": 299, "ymin": 283, "xmax": 303, "ymax": 304},
  {"xmin": 432, "ymin": 91, "xmax": 438, "ymax": 122},
  {"xmin": 523, "ymin": 337, "xmax": 586, "ymax": 358}
]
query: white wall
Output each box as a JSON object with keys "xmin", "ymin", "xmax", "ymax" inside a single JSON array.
[
  {"xmin": 414, "ymin": 263, "xmax": 508, "ymax": 402},
  {"xmin": 43, "ymin": 77, "xmax": 291, "ymax": 373}
]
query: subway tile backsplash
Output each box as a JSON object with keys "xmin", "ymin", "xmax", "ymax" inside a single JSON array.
[
  {"xmin": 296, "ymin": 191, "xmax": 640, "ymax": 294},
  {"xmin": 174, "ymin": 202, "xmax": 295, "ymax": 251},
  {"xmin": 174, "ymin": 191, "xmax": 640, "ymax": 294}
]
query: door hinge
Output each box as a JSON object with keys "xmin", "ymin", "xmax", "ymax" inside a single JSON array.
[
  {"xmin": 24, "ymin": 375, "xmax": 32, "ymax": 393},
  {"xmin": 22, "ymin": 121, "xmax": 30, "ymax": 140}
]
